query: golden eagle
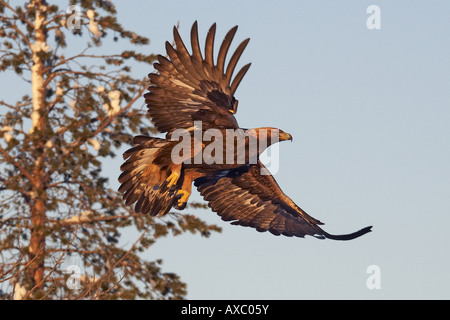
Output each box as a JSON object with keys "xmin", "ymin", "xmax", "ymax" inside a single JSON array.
[{"xmin": 119, "ymin": 22, "xmax": 372, "ymax": 240}]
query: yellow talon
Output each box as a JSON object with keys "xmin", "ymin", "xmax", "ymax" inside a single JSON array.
[
  {"xmin": 166, "ymin": 171, "xmax": 180, "ymax": 188},
  {"xmin": 176, "ymin": 189, "xmax": 190, "ymax": 205}
]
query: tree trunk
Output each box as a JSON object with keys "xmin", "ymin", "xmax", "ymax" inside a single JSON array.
[
  {"xmin": 28, "ymin": 1, "xmax": 47, "ymax": 295},
  {"xmin": 30, "ymin": 1, "xmax": 46, "ymax": 133},
  {"xmin": 28, "ymin": 196, "xmax": 46, "ymax": 289}
]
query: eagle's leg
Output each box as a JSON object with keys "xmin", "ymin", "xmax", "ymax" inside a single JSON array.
[
  {"xmin": 165, "ymin": 166, "xmax": 181, "ymax": 188},
  {"xmin": 175, "ymin": 189, "xmax": 190, "ymax": 210},
  {"xmin": 175, "ymin": 174, "xmax": 193, "ymax": 210},
  {"xmin": 174, "ymin": 169, "xmax": 202, "ymax": 210}
]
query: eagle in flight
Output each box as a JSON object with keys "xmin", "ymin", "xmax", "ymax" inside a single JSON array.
[{"xmin": 119, "ymin": 21, "xmax": 372, "ymax": 240}]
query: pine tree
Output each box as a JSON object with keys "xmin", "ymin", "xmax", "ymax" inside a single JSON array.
[{"xmin": 0, "ymin": 0, "xmax": 220, "ymax": 300}]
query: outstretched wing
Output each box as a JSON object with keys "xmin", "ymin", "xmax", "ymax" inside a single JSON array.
[
  {"xmin": 144, "ymin": 21, "xmax": 251, "ymax": 136},
  {"xmin": 195, "ymin": 161, "xmax": 372, "ymax": 240}
]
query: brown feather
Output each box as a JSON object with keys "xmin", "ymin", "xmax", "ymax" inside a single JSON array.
[
  {"xmin": 216, "ymin": 26, "xmax": 238, "ymax": 73},
  {"xmin": 204, "ymin": 23, "xmax": 216, "ymax": 67},
  {"xmin": 118, "ymin": 137, "xmax": 181, "ymax": 216},
  {"xmin": 190, "ymin": 21, "xmax": 203, "ymax": 62},
  {"xmin": 230, "ymin": 63, "xmax": 251, "ymax": 95},
  {"xmin": 195, "ymin": 161, "xmax": 372, "ymax": 239},
  {"xmin": 224, "ymin": 38, "xmax": 250, "ymax": 87},
  {"xmin": 145, "ymin": 22, "xmax": 250, "ymax": 135}
]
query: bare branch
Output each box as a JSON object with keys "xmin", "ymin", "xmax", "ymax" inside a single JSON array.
[
  {"xmin": 0, "ymin": 16, "xmax": 33, "ymax": 49},
  {"xmin": 75, "ymin": 224, "xmax": 151, "ymax": 300},
  {"xmin": 0, "ymin": 245, "xmax": 43, "ymax": 284},
  {"xmin": 23, "ymin": 228, "xmax": 78, "ymax": 299},
  {"xmin": 0, "ymin": 145, "xmax": 34, "ymax": 184},
  {"xmin": 0, "ymin": 1, "xmax": 34, "ymax": 28}
]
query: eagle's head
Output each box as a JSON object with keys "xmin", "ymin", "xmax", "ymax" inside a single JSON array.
[{"xmin": 246, "ymin": 127, "xmax": 293, "ymax": 143}]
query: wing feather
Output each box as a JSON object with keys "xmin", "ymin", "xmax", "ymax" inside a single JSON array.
[
  {"xmin": 204, "ymin": 23, "xmax": 216, "ymax": 67},
  {"xmin": 195, "ymin": 161, "xmax": 372, "ymax": 240},
  {"xmin": 230, "ymin": 63, "xmax": 251, "ymax": 96},
  {"xmin": 225, "ymin": 38, "xmax": 250, "ymax": 86},
  {"xmin": 217, "ymin": 26, "xmax": 238, "ymax": 73},
  {"xmin": 144, "ymin": 22, "xmax": 251, "ymax": 136},
  {"xmin": 190, "ymin": 21, "xmax": 203, "ymax": 62}
]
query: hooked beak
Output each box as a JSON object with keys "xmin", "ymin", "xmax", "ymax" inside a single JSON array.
[{"xmin": 279, "ymin": 131, "xmax": 293, "ymax": 142}]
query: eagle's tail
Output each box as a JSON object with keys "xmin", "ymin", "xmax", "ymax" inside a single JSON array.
[{"xmin": 118, "ymin": 135, "xmax": 184, "ymax": 216}]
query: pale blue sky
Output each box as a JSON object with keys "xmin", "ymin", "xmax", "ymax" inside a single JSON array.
[
  {"xmin": 3, "ymin": 0, "xmax": 450, "ymax": 299},
  {"xmin": 105, "ymin": 0, "xmax": 450, "ymax": 299}
]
